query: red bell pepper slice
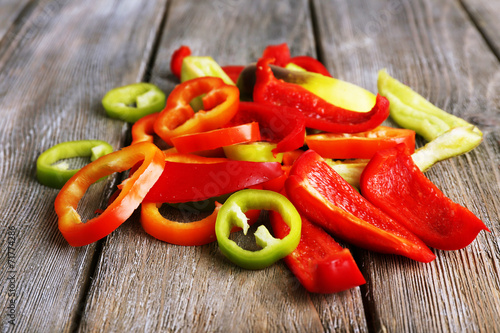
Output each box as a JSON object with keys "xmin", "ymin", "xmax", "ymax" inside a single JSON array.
[
  {"xmin": 305, "ymin": 126, "xmax": 416, "ymax": 159},
  {"xmin": 131, "ymin": 113, "xmax": 159, "ymax": 145},
  {"xmin": 154, "ymin": 76, "xmax": 239, "ymax": 146},
  {"xmin": 270, "ymin": 208, "xmax": 365, "ymax": 293},
  {"xmin": 170, "ymin": 45, "xmax": 191, "ymax": 79},
  {"xmin": 55, "ymin": 142, "xmax": 165, "ymax": 246},
  {"xmin": 227, "ymin": 101, "xmax": 306, "ymax": 154},
  {"xmin": 288, "ymin": 55, "xmax": 332, "ymax": 77},
  {"xmin": 222, "ymin": 65, "xmax": 245, "ymax": 84},
  {"xmin": 253, "ymin": 57, "xmax": 390, "ymax": 133},
  {"xmin": 171, "ymin": 122, "xmax": 261, "ymax": 154},
  {"xmin": 262, "ymin": 43, "xmax": 291, "ymax": 67},
  {"xmin": 360, "ymin": 144, "xmax": 489, "ymax": 251},
  {"xmin": 285, "ymin": 149, "xmax": 436, "ymax": 262},
  {"xmin": 144, "ymin": 160, "xmax": 283, "ymax": 203}
]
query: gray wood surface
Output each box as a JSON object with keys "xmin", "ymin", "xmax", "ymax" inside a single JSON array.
[
  {"xmin": 0, "ymin": 0, "xmax": 166, "ymax": 331},
  {"xmin": 313, "ymin": 0, "xmax": 500, "ymax": 331},
  {"xmin": 0, "ymin": 0, "xmax": 498, "ymax": 332}
]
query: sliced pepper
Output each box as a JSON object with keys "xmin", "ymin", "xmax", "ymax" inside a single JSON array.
[
  {"xmin": 288, "ymin": 55, "xmax": 332, "ymax": 77},
  {"xmin": 227, "ymin": 101, "xmax": 306, "ymax": 154},
  {"xmin": 154, "ymin": 77, "xmax": 239, "ymax": 146},
  {"xmin": 253, "ymin": 58, "xmax": 389, "ymax": 133},
  {"xmin": 411, "ymin": 126, "xmax": 483, "ymax": 172},
  {"xmin": 215, "ymin": 189, "xmax": 301, "ymax": 270},
  {"xmin": 55, "ymin": 142, "xmax": 165, "ymax": 246},
  {"xmin": 141, "ymin": 202, "xmax": 261, "ymax": 246},
  {"xmin": 37, "ymin": 140, "xmax": 113, "ymax": 189},
  {"xmin": 261, "ymin": 43, "xmax": 291, "ymax": 67},
  {"xmin": 170, "ymin": 45, "xmax": 191, "ymax": 79},
  {"xmin": 102, "ymin": 83, "xmax": 166, "ymax": 123},
  {"xmin": 360, "ymin": 144, "xmax": 489, "ymax": 251},
  {"xmin": 181, "ymin": 56, "xmax": 235, "ymax": 85},
  {"xmin": 285, "ymin": 149, "xmax": 435, "ymax": 262},
  {"xmin": 377, "ymin": 69, "xmax": 481, "ymax": 141},
  {"xmin": 131, "ymin": 113, "xmax": 159, "ymax": 145},
  {"xmin": 171, "ymin": 122, "xmax": 261, "ymax": 154},
  {"xmin": 306, "ymin": 126, "xmax": 415, "ymax": 160},
  {"xmin": 270, "ymin": 208, "xmax": 365, "ymax": 293},
  {"xmin": 143, "ymin": 160, "xmax": 283, "ymax": 203},
  {"xmin": 223, "ymin": 142, "xmax": 283, "ymax": 163},
  {"xmin": 238, "ymin": 63, "xmax": 377, "ymax": 113}
]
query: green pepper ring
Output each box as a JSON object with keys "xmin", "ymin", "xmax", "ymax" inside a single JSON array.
[
  {"xmin": 102, "ymin": 83, "xmax": 166, "ymax": 123},
  {"xmin": 215, "ymin": 189, "xmax": 301, "ymax": 270},
  {"xmin": 36, "ymin": 140, "xmax": 113, "ymax": 189}
]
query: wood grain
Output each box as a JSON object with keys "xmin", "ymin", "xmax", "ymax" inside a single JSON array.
[
  {"xmin": 312, "ymin": 0, "xmax": 500, "ymax": 331},
  {"xmin": 461, "ymin": 0, "xmax": 500, "ymax": 59},
  {"xmin": 78, "ymin": 0, "xmax": 368, "ymax": 332},
  {"xmin": 0, "ymin": 0, "xmax": 166, "ymax": 331}
]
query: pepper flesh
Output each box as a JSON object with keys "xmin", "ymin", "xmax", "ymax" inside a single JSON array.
[
  {"xmin": 154, "ymin": 77, "xmax": 239, "ymax": 146},
  {"xmin": 37, "ymin": 140, "xmax": 113, "ymax": 189},
  {"xmin": 215, "ymin": 189, "xmax": 301, "ymax": 270},
  {"xmin": 377, "ymin": 69, "xmax": 481, "ymax": 141},
  {"xmin": 171, "ymin": 122, "xmax": 261, "ymax": 154},
  {"xmin": 306, "ymin": 126, "xmax": 415, "ymax": 160},
  {"xmin": 170, "ymin": 45, "xmax": 191, "ymax": 79},
  {"xmin": 285, "ymin": 149, "xmax": 435, "ymax": 262},
  {"xmin": 253, "ymin": 58, "xmax": 389, "ymax": 133},
  {"xmin": 55, "ymin": 142, "xmax": 165, "ymax": 246},
  {"xmin": 141, "ymin": 202, "xmax": 261, "ymax": 246},
  {"xmin": 102, "ymin": 83, "xmax": 166, "ymax": 123},
  {"xmin": 227, "ymin": 101, "xmax": 306, "ymax": 154},
  {"xmin": 144, "ymin": 160, "xmax": 283, "ymax": 203},
  {"xmin": 360, "ymin": 144, "xmax": 489, "ymax": 250},
  {"xmin": 270, "ymin": 209, "xmax": 365, "ymax": 293}
]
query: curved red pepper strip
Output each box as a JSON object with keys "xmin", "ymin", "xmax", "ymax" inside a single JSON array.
[
  {"xmin": 360, "ymin": 144, "xmax": 489, "ymax": 251},
  {"xmin": 253, "ymin": 57, "xmax": 390, "ymax": 133},
  {"xmin": 144, "ymin": 159, "xmax": 283, "ymax": 203},
  {"xmin": 171, "ymin": 122, "xmax": 261, "ymax": 154},
  {"xmin": 262, "ymin": 43, "xmax": 291, "ymax": 67},
  {"xmin": 227, "ymin": 101, "xmax": 305, "ymax": 154},
  {"xmin": 55, "ymin": 142, "xmax": 165, "ymax": 247},
  {"xmin": 285, "ymin": 149, "xmax": 436, "ymax": 262},
  {"xmin": 289, "ymin": 55, "xmax": 332, "ymax": 77},
  {"xmin": 131, "ymin": 113, "xmax": 159, "ymax": 145},
  {"xmin": 270, "ymin": 208, "xmax": 365, "ymax": 293},
  {"xmin": 170, "ymin": 45, "xmax": 191, "ymax": 79}
]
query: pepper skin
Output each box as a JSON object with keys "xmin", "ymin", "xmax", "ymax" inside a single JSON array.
[
  {"xmin": 270, "ymin": 206, "xmax": 365, "ymax": 293},
  {"xmin": 55, "ymin": 142, "xmax": 165, "ymax": 246},
  {"xmin": 285, "ymin": 149, "xmax": 436, "ymax": 262},
  {"xmin": 360, "ymin": 144, "xmax": 489, "ymax": 251},
  {"xmin": 253, "ymin": 58, "xmax": 389, "ymax": 133}
]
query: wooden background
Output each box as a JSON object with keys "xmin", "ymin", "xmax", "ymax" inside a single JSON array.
[{"xmin": 0, "ymin": 0, "xmax": 499, "ymax": 332}]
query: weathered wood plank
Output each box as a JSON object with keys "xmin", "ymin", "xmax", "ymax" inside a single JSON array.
[
  {"xmin": 0, "ymin": 0, "xmax": 166, "ymax": 331},
  {"xmin": 78, "ymin": 0, "xmax": 368, "ymax": 332},
  {"xmin": 0, "ymin": 0, "xmax": 33, "ymax": 44},
  {"xmin": 460, "ymin": 0, "xmax": 500, "ymax": 59},
  {"xmin": 312, "ymin": 0, "xmax": 500, "ymax": 331}
]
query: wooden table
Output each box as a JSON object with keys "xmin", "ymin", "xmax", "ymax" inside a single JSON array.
[{"xmin": 1, "ymin": 0, "xmax": 499, "ymax": 331}]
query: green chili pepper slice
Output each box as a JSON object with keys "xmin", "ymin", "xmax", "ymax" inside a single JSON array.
[
  {"xmin": 215, "ymin": 189, "xmax": 301, "ymax": 270},
  {"xmin": 102, "ymin": 83, "xmax": 166, "ymax": 123},
  {"xmin": 36, "ymin": 140, "xmax": 113, "ymax": 189},
  {"xmin": 377, "ymin": 69, "xmax": 481, "ymax": 141},
  {"xmin": 412, "ymin": 126, "xmax": 483, "ymax": 172}
]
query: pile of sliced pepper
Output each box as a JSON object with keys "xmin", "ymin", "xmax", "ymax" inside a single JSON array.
[{"xmin": 40, "ymin": 42, "xmax": 489, "ymax": 294}]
